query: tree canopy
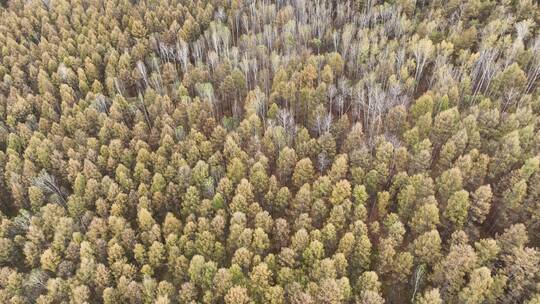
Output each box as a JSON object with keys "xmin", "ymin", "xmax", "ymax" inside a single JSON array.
[{"xmin": 0, "ymin": 0, "xmax": 539, "ymax": 303}]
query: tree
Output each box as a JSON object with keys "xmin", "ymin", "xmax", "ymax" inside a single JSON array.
[
  {"xmin": 33, "ymin": 170, "xmax": 68, "ymax": 208},
  {"xmin": 293, "ymin": 158, "xmax": 315, "ymax": 188},
  {"xmin": 432, "ymin": 242, "xmax": 478, "ymax": 300},
  {"xmin": 318, "ymin": 133, "xmax": 337, "ymax": 172},
  {"xmin": 457, "ymin": 267, "xmax": 493, "ymax": 304},
  {"xmin": 277, "ymin": 147, "xmax": 298, "ymax": 183},
  {"xmin": 436, "ymin": 168, "xmax": 463, "ymax": 203},
  {"xmin": 431, "ymin": 107, "xmax": 460, "ymax": 146},
  {"xmin": 470, "ymin": 185, "xmax": 492, "ymax": 224},
  {"xmin": 227, "ymin": 157, "xmax": 246, "ymax": 185},
  {"xmin": 40, "ymin": 248, "xmax": 61, "ymax": 272},
  {"xmin": 415, "ymin": 288, "xmax": 442, "ymax": 304},
  {"xmin": 412, "ymin": 37, "xmax": 434, "ymax": 86},
  {"xmin": 0, "ymin": 1, "xmax": 538, "ymax": 303},
  {"xmin": 444, "ymin": 190, "xmax": 470, "ymax": 228},
  {"xmin": 328, "ymin": 154, "xmax": 348, "ymax": 183},
  {"xmin": 411, "ymin": 94, "xmax": 434, "ymax": 122},
  {"xmin": 0, "ymin": 238, "xmax": 14, "ymax": 265},
  {"xmin": 488, "ymin": 131, "xmax": 521, "ymax": 179},
  {"xmin": 249, "ymin": 262, "xmax": 273, "ymax": 301},
  {"xmin": 355, "ymin": 271, "xmax": 385, "ymax": 303},
  {"xmin": 342, "ymin": 123, "xmax": 364, "ymax": 154},
  {"xmin": 315, "ymin": 278, "xmax": 345, "ymax": 304},
  {"xmin": 225, "ymin": 286, "xmax": 250, "ymax": 304},
  {"xmin": 410, "ymin": 197, "xmax": 440, "ymax": 234},
  {"xmin": 500, "ymin": 246, "xmax": 539, "ymax": 302},
  {"xmin": 250, "ymin": 162, "xmax": 269, "ymax": 196},
  {"xmin": 330, "ymin": 180, "xmax": 352, "ymax": 206},
  {"xmin": 491, "ymin": 63, "xmax": 527, "ymax": 109},
  {"xmin": 412, "ymin": 230, "xmax": 442, "ymax": 265}
]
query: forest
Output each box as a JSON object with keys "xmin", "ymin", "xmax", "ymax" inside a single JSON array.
[{"xmin": 0, "ymin": 0, "xmax": 539, "ymax": 303}]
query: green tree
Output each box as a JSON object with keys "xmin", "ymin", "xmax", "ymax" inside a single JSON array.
[
  {"xmin": 458, "ymin": 267, "xmax": 493, "ymax": 304},
  {"xmin": 415, "ymin": 288, "xmax": 442, "ymax": 304},
  {"xmin": 293, "ymin": 158, "xmax": 315, "ymax": 188},
  {"xmin": 277, "ymin": 147, "xmax": 298, "ymax": 183},
  {"xmin": 412, "ymin": 230, "xmax": 442, "ymax": 265},
  {"xmin": 444, "ymin": 190, "xmax": 470, "ymax": 228}
]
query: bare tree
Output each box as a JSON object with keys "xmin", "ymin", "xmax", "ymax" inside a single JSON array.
[
  {"xmin": 40, "ymin": 0, "xmax": 52, "ymax": 10},
  {"xmin": 11, "ymin": 209, "xmax": 31, "ymax": 235},
  {"xmin": 332, "ymin": 31, "xmax": 340, "ymax": 53},
  {"xmin": 136, "ymin": 60, "xmax": 149, "ymax": 88},
  {"xmin": 525, "ymin": 36, "xmax": 540, "ymax": 94},
  {"xmin": 150, "ymin": 57, "xmax": 164, "ymax": 94},
  {"xmin": 137, "ymin": 91, "xmax": 152, "ymax": 128},
  {"xmin": 502, "ymin": 87, "xmax": 521, "ymax": 112},
  {"xmin": 277, "ymin": 108, "xmax": 297, "ymax": 143},
  {"xmin": 252, "ymin": 87, "xmax": 267, "ymax": 123},
  {"xmin": 411, "ymin": 264, "xmax": 427, "ymax": 301},
  {"xmin": 57, "ymin": 63, "xmax": 69, "ymax": 81},
  {"xmin": 24, "ymin": 270, "xmax": 49, "ymax": 301},
  {"xmin": 157, "ymin": 38, "xmax": 177, "ymax": 63},
  {"xmin": 341, "ymin": 23, "xmax": 354, "ymax": 60},
  {"xmin": 33, "ymin": 170, "xmax": 67, "ymax": 208},
  {"xmin": 318, "ymin": 151, "xmax": 330, "ymax": 172},
  {"xmin": 192, "ymin": 38, "xmax": 205, "ymax": 65},
  {"xmin": 364, "ymin": 81, "xmax": 387, "ymax": 145},
  {"xmin": 515, "ymin": 20, "xmax": 532, "ymax": 42},
  {"xmin": 114, "ymin": 77, "xmax": 127, "ymax": 97},
  {"xmin": 93, "ymin": 94, "xmax": 111, "ymax": 115},
  {"xmin": 207, "ymin": 50, "xmax": 219, "ymax": 72},
  {"xmin": 176, "ymin": 39, "xmax": 190, "ymax": 72},
  {"xmin": 314, "ymin": 111, "xmax": 332, "ymax": 136},
  {"xmin": 395, "ymin": 49, "xmax": 406, "ymax": 80},
  {"xmin": 413, "ymin": 38, "xmax": 434, "ymax": 89},
  {"xmin": 471, "ymin": 48, "xmax": 500, "ymax": 98},
  {"xmin": 352, "ymin": 81, "xmax": 365, "ymax": 122},
  {"xmin": 196, "ymin": 82, "xmax": 217, "ymax": 118}
]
